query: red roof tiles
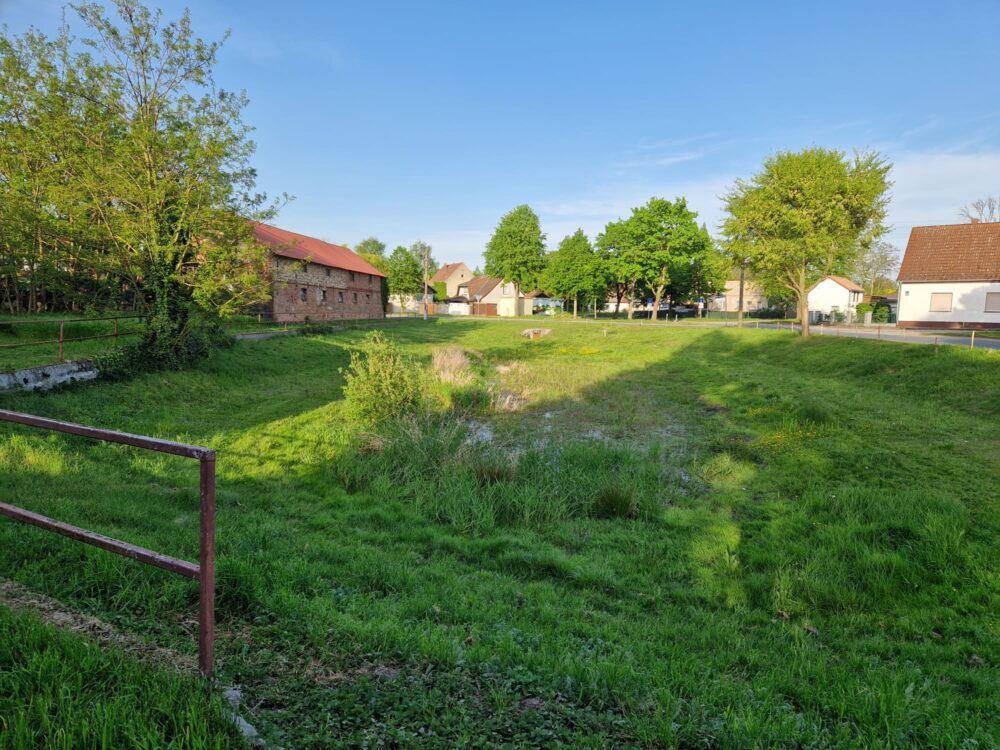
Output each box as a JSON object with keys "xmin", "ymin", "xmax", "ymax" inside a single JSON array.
[
  {"xmin": 898, "ymin": 223, "xmax": 1000, "ymax": 282},
  {"xmin": 253, "ymin": 223, "xmax": 386, "ymax": 277},
  {"xmin": 809, "ymin": 275, "xmax": 864, "ymax": 293},
  {"xmin": 430, "ymin": 262, "xmax": 467, "ymax": 283}
]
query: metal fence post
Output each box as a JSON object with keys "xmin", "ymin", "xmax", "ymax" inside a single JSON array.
[
  {"xmin": 970, "ymin": 330, "xmax": 976, "ymax": 350},
  {"xmin": 199, "ymin": 452, "xmax": 216, "ymax": 679},
  {"xmin": 58, "ymin": 322, "xmax": 65, "ymax": 361}
]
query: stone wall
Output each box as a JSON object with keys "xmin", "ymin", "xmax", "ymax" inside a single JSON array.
[{"xmin": 270, "ymin": 257, "xmax": 384, "ymax": 322}]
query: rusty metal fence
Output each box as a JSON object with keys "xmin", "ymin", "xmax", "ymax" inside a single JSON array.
[
  {"xmin": 0, "ymin": 409, "xmax": 217, "ymax": 677},
  {"xmin": 0, "ymin": 316, "xmax": 143, "ymax": 363}
]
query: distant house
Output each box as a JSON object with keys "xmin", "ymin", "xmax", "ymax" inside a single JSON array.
[
  {"xmin": 807, "ymin": 275, "xmax": 864, "ymax": 322},
  {"xmin": 897, "ymin": 222, "xmax": 1000, "ymax": 329},
  {"xmin": 390, "ymin": 282, "xmax": 435, "ymax": 314},
  {"xmin": 708, "ymin": 277, "xmax": 769, "ymax": 314},
  {"xmin": 455, "ymin": 276, "xmax": 529, "ymax": 316},
  {"xmin": 252, "ymin": 223, "xmax": 386, "ymax": 322},
  {"xmin": 430, "ymin": 262, "xmax": 475, "ymax": 298}
]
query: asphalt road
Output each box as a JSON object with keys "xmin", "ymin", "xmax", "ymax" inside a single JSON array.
[{"xmin": 418, "ymin": 314, "xmax": 1000, "ymax": 351}]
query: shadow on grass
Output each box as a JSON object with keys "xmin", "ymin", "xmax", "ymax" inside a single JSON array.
[{"xmin": 1, "ymin": 323, "xmax": 998, "ymax": 746}]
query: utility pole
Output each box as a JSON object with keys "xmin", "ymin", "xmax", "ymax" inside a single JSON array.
[{"xmin": 422, "ymin": 245, "xmax": 429, "ymax": 321}]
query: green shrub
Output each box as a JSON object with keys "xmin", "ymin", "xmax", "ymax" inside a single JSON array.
[
  {"xmin": 94, "ymin": 323, "xmax": 231, "ymax": 381},
  {"xmin": 872, "ymin": 304, "xmax": 891, "ymax": 323},
  {"xmin": 342, "ymin": 330, "xmax": 426, "ymax": 425},
  {"xmin": 855, "ymin": 302, "xmax": 874, "ymax": 316}
]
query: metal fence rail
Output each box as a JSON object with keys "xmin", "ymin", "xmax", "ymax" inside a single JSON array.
[
  {"xmin": 0, "ymin": 409, "xmax": 216, "ymax": 677},
  {"xmin": 0, "ymin": 316, "xmax": 143, "ymax": 362}
]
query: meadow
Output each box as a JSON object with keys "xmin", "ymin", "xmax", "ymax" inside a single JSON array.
[{"xmin": 0, "ymin": 319, "xmax": 997, "ymax": 748}]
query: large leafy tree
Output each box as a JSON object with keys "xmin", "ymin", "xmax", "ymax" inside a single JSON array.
[
  {"xmin": 387, "ymin": 245, "xmax": 424, "ymax": 306},
  {"xmin": 0, "ymin": 2, "xmax": 279, "ymax": 355},
  {"xmin": 541, "ymin": 229, "xmax": 606, "ymax": 317},
  {"xmin": 484, "ymin": 204, "xmax": 546, "ymax": 312},
  {"xmin": 626, "ymin": 198, "xmax": 715, "ymax": 320},
  {"xmin": 722, "ymin": 148, "xmax": 891, "ymax": 337}
]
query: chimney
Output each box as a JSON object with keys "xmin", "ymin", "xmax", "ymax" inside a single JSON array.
[{"xmin": 971, "ymin": 218, "xmax": 981, "ymax": 224}]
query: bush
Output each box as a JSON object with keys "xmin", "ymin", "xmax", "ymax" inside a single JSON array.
[
  {"xmin": 342, "ymin": 330, "xmax": 426, "ymax": 425},
  {"xmin": 94, "ymin": 323, "xmax": 231, "ymax": 381},
  {"xmin": 855, "ymin": 302, "xmax": 874, "ymax": 316},
  {"xmin": 872, "ymin": 304, "xmax": 891, "ymax": 323}
]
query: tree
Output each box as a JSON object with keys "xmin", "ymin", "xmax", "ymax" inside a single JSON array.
[
  {"xmin": 722, "ymin": 148, "xmax": 891, "ymax": 337},
  {"xmin": 387, "ymin": 245, "xmax": 423, "ymax": 307},
  {"xmin": 355, "ymin": 236, "xmax": 387, "ymax": 256},
  {"xmin": 625, "ymin": 198, "xmax": 715, "ymax": 320},
  {"xmin": 959, "ymin": 196, "xmax": 999, "ymax": 223},
  {"xmin": 0, "ymin": 2, "xmax": 281, "ymax": 362},
  {"xmin": 851, "ymin": 240, "xmax": 899, "ymax": 296},
  {"xmin": 484, "ymin": 205, "xmax": 546, "ymax": 313},
  {"xmin": 541, "ymin": 229, "xmax": 605, "ymax": 317},
  {"xmin": 595, "ymin": 218, "xmax": 637, "ymax": 318}
]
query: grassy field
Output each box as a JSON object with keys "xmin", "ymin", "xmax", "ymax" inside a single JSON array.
[
  {"xmin": 0, "ymin": 315, "xmax": 147, "ymax": 373},
  {"xmin": 0, "ymin": 319, "xmax": 997, "ymax": 747}
]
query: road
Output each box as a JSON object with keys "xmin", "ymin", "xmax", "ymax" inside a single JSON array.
[{"xmin": 419, "ymin": 314, "xmax": 1000, "ymax": 351}]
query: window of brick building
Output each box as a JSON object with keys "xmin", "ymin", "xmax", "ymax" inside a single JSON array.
[
  {"xmin": 338, "ymin": 290, "xmax": 344, "ymax": 303},
  {"xmin": 325, "ymin": 268, "xmax": 331, "ymax": 277},
  {"xmin": 299, "ymin": 287, "xmax": 307, "ymax": 302},
  {"xmin": 349, "ymin": 272, "xmax": 355, "ymax": 282},
  {"xmin": 318, "ymin": 288, "xmax": 326, "ymax": 303},
  {"xmin": 352, "ymin": 292, "xmax": 358, "ymax": 303},
  {"xmin": 368, "ymin": 275, "xmax": 373, "ymax": 286},
  {"xmin": 366, "ymin": 293, "xmax": 371, "ymax": 302}
]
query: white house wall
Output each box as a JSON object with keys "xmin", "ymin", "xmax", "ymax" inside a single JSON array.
[
  {"xmin": 807, "ymin": 278, "xmax": 861, "ymax": 314},
  {"xmin": 898, "ymin": 281, "xmax": 1000, "ymax": 328}
]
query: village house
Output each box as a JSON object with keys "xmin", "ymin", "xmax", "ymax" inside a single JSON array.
[
  {"xmin": 454, "ymin": 276, "xmax": 532, "ymax": 316},
  {"xmin": 807, "ymin": 275, "xmax": 865, "ymax": 322},
  {"xmin": 430, "ymin": 262, "xmax": 475, "ymax": 298},
  {"xmin": 252, "ymin": 223, "xmax": 386, "ymax": 322},
  {"xmin": 707, "ymin": 276, "xmax": 769, "ymax": 314},
  {"xmin": 897, "ymin": 221, "xmax": 1000, "ymax": 329}
]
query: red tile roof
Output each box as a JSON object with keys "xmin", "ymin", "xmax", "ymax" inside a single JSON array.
[
  {"xmin": 430, "ymin": 262, "xmax": 467, "ymax": 283},
  {"xmin": 898, "ymin": 222, "xmax": 1000, "ymax": 282},
  {"xmin": 253, "ymin": 223, "xmax": 386, "ymax": 277},
  {"xmin": 460, "ymin": 276, "xmax": 501, "ymax": 299},
  {"xmin": 809, "ymin": 275, "xmax": 864, "ymax": 293}
]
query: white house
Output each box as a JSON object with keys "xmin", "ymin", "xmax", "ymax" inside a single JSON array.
[
  {"xmin": 897, "ymin": 222, "xmax": 1000, "ymax": 329},
  {"xmin": 807, "ymin": 275, "xmax": 864, "ymax": 322}
]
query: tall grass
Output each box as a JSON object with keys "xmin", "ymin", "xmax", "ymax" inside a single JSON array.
[
  {"xmin": 337, "ymin": 415, "xmax": 676, "ymax": 533},
  {"xmin": 0, "ymin": 607, "xmax": 240, "ymax": 749}
]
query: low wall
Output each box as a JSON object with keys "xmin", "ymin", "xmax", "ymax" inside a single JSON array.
[{"xmin": 0, "ymin": 361, "xmax": 99, "ymax": 393}]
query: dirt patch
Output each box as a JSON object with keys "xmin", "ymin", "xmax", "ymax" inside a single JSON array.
[{"xmin": 0, "ymin": 579, "xmax": 196, "ymax": 673}]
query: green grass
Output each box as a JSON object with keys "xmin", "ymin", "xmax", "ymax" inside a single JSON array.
[
  {"xmin": 0, "ymin": 314, "xmax": 144, "ymax": 372},
  {"xmin": 0, "ymin": 319, "xmax": 997, "ymax": 747},
  {"xmin": 0, "ymin": 605, "xmax": 240, "ymax": 748}
]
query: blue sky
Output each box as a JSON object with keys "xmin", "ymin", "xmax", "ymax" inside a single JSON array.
[{"xmin": 3, "ymin": 0, "xmax": 1000, "ymax": 268}]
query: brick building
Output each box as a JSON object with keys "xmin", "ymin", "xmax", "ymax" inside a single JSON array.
[{"xmin": 252, "ymin": 223, "xmax": 386, "ymax": 322}]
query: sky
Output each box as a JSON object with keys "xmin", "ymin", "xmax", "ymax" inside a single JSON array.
[{"xmin": 3, "ymin": 0, "xmax": 1000, "ymax": 269}]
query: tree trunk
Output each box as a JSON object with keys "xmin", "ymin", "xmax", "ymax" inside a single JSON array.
[
  {"xmin": 572, "ymin": 297, "xmax": 577, "ymax": 318},
  {"xmin": 737, "ymin": 263, "xmax": 745, "ymax": 325},
  {"xmin": 593, "ymin": 296, "xmax": 598, "ymax": 318},
  {"xmin": 626, "ymin": 283, "xmax": 635, "ymax": 320},
  {"xmin": 796, "ymin": 264, "xmax": 810, "ymax": 338}
]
